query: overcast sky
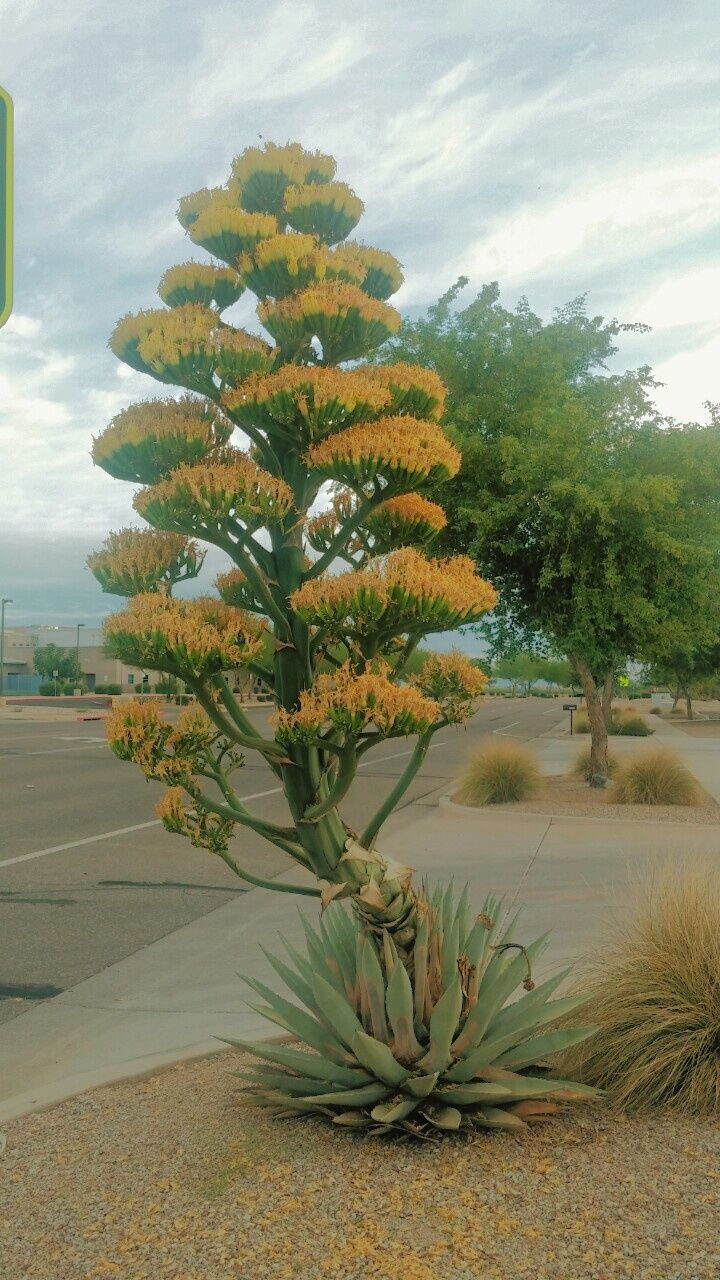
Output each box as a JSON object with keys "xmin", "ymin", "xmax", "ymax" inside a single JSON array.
[{"xmin": 1, "ymin": 0, "xmax": 719, "ymax": 628}]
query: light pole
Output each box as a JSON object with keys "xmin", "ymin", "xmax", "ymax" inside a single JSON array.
[
  {"xmin": 0, "ymin": 597, "xmax": 12, "ymax": 697},
  {"xmin": 75, "ymin": 622, "xmax": 85, "ymax": 691}
]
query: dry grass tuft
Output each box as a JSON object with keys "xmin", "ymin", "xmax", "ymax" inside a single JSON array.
[
  {"xmin": 456, "ymin": 739, "xmax": 540, "ymax": 805},
  {"xmin": 562, "ymin": 864, "xmax": 720, "ymax": 1113},
  {"xmin": 649, "ymin": 705, "xmax": 664, "ymax": 715},
  {"xmin": 572, "ymin": 745, "xmax": 618, "ymax": 781},
  {"xmin": 612, "ymin": 748, "xmax": 700, "ymax": 807}
]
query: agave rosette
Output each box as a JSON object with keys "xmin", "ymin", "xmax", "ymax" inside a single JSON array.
[
  {"xmin": 231, "ymin": 142, "xmax": 336, "ymax": 216},
  {"xmin": 284, "ymin": 180, "xmax": 364, "ymax": 245},
  {"xmin": 92, "ymin": 396, "xmax": 232, "ymax": 485},
  {"xmin": 274, "ymin": 664, "xmax": 440, "ymax": 745},
  {"xmin": 258, "ymin": 283, "xmax": 401, "ymax": 363},
  {"xmin": 186, "ymin": 203, "xmax": 278, "ymax": 266},
  {"xmin": 291, "ymin": 549, "xmax": 498, "ymax": 645},
  {"xmin": 229, "ymin": 888, "xmax": 597, "ymax": 1137},
  {"xmin": 222, "ymin": 366, "xmax": 391, "ymax": 444},
  {"xmin": 87, "ymin": 528, "xmax": 204, "ymax": 597},
  {"xmin": 158, "ymin": 261, "xmax": 244, "ymax": 312},
  {"xmin": 306, "ymin": 416, "xmax": 460, "ymax": 494},
  {"xmin": 135, "ymin": 454, "xmax": 294, "ymax": 536},
  {"xmin": 104, "ymin": 593, "xmax": 264, "ymax": 679}
]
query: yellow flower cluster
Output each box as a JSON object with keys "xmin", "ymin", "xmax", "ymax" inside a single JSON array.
[
  {"xmin": 410, "ymin": 651, "xmax": 489, "ymax": 723},
  {"xmin": 283, "ymin": 181, "xmax": 364, "ymax": 244},
  {"xmin": 260, "ymin": 281, "xmax": 400, "ymax": 331},
  {"xmin": 305, "ymin": 487, "xmax": 357, "ymax": 548},
  {"xmin": 232, "ymin": 142, "xmax": 336, "ymax": 190},
  {"xmin": 222, "ymin": 365, "xmax": 391, "ymax": 439},
  {"xmin": 292, "ymin": 548, "xmax": 498, "ymax": 635},
  {"xmin": 155, "ymin": 786, "xmax": 235, "ymax": 853},
  {"xmin": 177, "ymin": 186, "xmax": 227, "ymax": 230},
  {"xmin": 305, "ymin": 415, "xmax": 460, "ymax": 486},
  {"xmin": 328, "ymin": 243, "xmax": 404, "ymax": 299},
  {"xmin": 106, "ymin": 699, "xmax": 218, "ymax": 785},
  {"xmin": 372, "ymin": 493, "xmax": 447, "ymax": 531},
  {"xmin": 285, "ymin": 180, "xmax": 363, "ymax": 220},
  {"xmin": 215, "ymin": 567, "xmax": 257, "ymax": 611},
  {"xmin": 158, "ymin": 261, "xmax": 244, "ymax": 311},
  {"xmin": 136, "ymin": 303, "xmax": 216, "ymax": 379},
  {"xmin": 365, "ymin": 364, "xmax": 447, "ymax": 421},
  {"xmin": 134, "ymin": 453, "xmax": 293, "ymax": 533},
  {"xmin": 91, "ymin": 396, "xmax": 232, "ymax": 484},
  {"xmin": 275, "ymin": 663, "xmax": 439, "ymax": 743},
  {"xmin": 108, "ymin": 309, "xmax": 170, "ymax": 370},
  {"xmin": 104, "ymin": 593, "xmax": 264, "ymax": 677},
  {"xmin": 87, "ymin": 528, "xmax": 201, "ymax": 596},
  {"xmin": 187, "ymin": 204, "xmax": 278, "ymax": 263}
]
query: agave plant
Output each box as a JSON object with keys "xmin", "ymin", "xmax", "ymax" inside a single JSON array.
[{"xmin": 227, "ymin": 887, "xmax": 598, "ymax": 1137}]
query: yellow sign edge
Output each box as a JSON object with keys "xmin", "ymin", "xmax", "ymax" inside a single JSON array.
[{"xmin": 0, "ymin": 85, "xmax": 13, "ymax": 329}]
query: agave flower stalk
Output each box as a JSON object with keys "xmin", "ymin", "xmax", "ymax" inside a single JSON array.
[{"xmin": 91, "ymin": 141, "xmax": 498, "ymax": 946}]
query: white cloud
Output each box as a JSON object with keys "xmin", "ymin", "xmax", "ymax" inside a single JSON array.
[
  {"xmin": 653, "ymin": 334, "xmax": 720, "ymax": 422},
  {"xmin": 633, "ymin": 265, "xmax": 720, "ymax": 330}
]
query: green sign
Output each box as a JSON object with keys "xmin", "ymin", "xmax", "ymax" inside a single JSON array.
[{"xmin": 0, "ymin": 86, "xmax": 12, "ymax": 329}]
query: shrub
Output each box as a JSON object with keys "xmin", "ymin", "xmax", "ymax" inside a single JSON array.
[
  {"xmin": 456, "ymin": 740, "xmax": 540, "ymax": 805},
  {"xmin": 574, "ymin": 709, "xmax": 653, "ymax": 736},
  {"xmin": 649, "ymin": 705, "xmax": 663, "ymax": 715},
  {"xmin": 613, "ymin": 711, "xmax": 653, "ymax": 737},
  {"xmin": 572, "ymin": 745, "xmax": 618, "ymax": 781},
  {"xmin": 38, "ymin": 681, "xmax": 59, "ymax": 696},
  {"xmin": 563, "ymin": 865, "xmax": 720, "ymax": 1112},
  {"xmin": 612, "ymin": 748, "xmax": 699, "ymax": 806}
]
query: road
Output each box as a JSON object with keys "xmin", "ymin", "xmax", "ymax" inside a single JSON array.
[{"xmin": 0, "ymin": 697, "xmax": 565, "ymax": 1026}]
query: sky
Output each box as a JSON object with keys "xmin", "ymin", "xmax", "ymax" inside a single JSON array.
[{"xmin": 0, "ymin": 0, "xmax": 719, "ymax": 631}]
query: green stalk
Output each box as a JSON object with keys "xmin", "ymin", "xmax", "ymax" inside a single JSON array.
[{"xmin": 360, "ymin": 727, "xmax": 437, "ymax": 849}]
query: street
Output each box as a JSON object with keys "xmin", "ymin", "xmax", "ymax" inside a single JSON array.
[{"xmin": 0, "ymin": 697, "xmax": 565, "ymax": 1026}]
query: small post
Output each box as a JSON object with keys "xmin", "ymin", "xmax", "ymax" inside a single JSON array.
[
  {"xmin": 563, "ymin": 701, "xmax": 578, "ymax": 736},
  {"xmin": 0, "ymin": 596, "xmax": 12, "ymax": 697}
]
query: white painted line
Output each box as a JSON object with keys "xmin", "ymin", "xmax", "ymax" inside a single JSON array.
[
  {"xmin": 0, "ymin": 744, "xmax": 445, "ymax": 870},
  {"xmin": 492, "ymin": 720, "xmax": 520, "ymax": 735}
]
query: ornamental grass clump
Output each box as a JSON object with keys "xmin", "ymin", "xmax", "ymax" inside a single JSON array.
[
  {"xmin": 456, "ymin": 741, "xmax": 540, "ymax": 806},
  {"xmin": 612, "ymin": 748, "xmax": 700, "ymax": 806},
  {"xmin": 572, "ymin": 745, "xmax": 618, "ymax": 782},
  {"xmin": 90, "ymin": 140, "xmax": 593, "ymax": 1136},
  {"xmin": 563, "ymin": 864, "xmax": 720, "ymax": 1112}
]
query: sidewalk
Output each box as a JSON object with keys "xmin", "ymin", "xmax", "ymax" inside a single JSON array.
[{"xmin": 2, "ymin": 716, "xmax": 718, "ymax": 1124}]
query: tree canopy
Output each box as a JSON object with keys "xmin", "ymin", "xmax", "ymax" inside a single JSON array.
[{"xmin": 382, "ymin": 281, "xmax": 720, "ymax": 779}]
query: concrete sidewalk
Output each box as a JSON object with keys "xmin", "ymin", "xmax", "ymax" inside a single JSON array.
[{"xmin": 2, "ymin": 716, "xmax": 718, "ymax": 1124}]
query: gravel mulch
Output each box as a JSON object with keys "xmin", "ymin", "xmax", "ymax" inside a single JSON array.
[
  {"xmin": 2, "ymin": 1052, "xmax": 719, "ymax": 1280},
  {"xmin": 457, "ymin": 773, "xmax": 720, "ymax": 825}
]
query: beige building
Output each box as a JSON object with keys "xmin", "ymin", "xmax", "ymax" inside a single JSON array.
[{"xmin": 3, "ymin": 623, "xmax": 258, "ymax": 697}]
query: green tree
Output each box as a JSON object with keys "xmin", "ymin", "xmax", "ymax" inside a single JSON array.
[
  {"xmin": 33, "ymin": 643, "xmax": 83, "ymax": 686},
  {"xmin": 382, "ymin": 283, "xmax": 720, "ymax": 783}
]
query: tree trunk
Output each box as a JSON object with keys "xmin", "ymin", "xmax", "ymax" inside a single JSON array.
[
  {"xmin": 672, "ymin": 684, "xmax": 681, "ymax": 712},
  {"xmin": 684, "ymin": 687, "xmax": 694, "ymax": 720},
  {"xmin": 601, "ymin": 671, "xmax": 614, "ymax": 730},
  {"xmin": 569, "ymin": 653, "xmax": 609, "ymax": 787}
]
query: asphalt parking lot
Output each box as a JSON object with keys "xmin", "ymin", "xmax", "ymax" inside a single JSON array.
[{"xmin": 0, "ymin": 698, "xmax": 565, "ymax": 1026}]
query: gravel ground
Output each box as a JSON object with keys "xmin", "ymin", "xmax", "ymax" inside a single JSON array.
[
  {"xmin": 474, "ymin": 774, "xmax": 720, "ymax": 825},
  {"xmin": 2, "ymin": 1052, "xmax": 719, "ymax": 1280}
]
